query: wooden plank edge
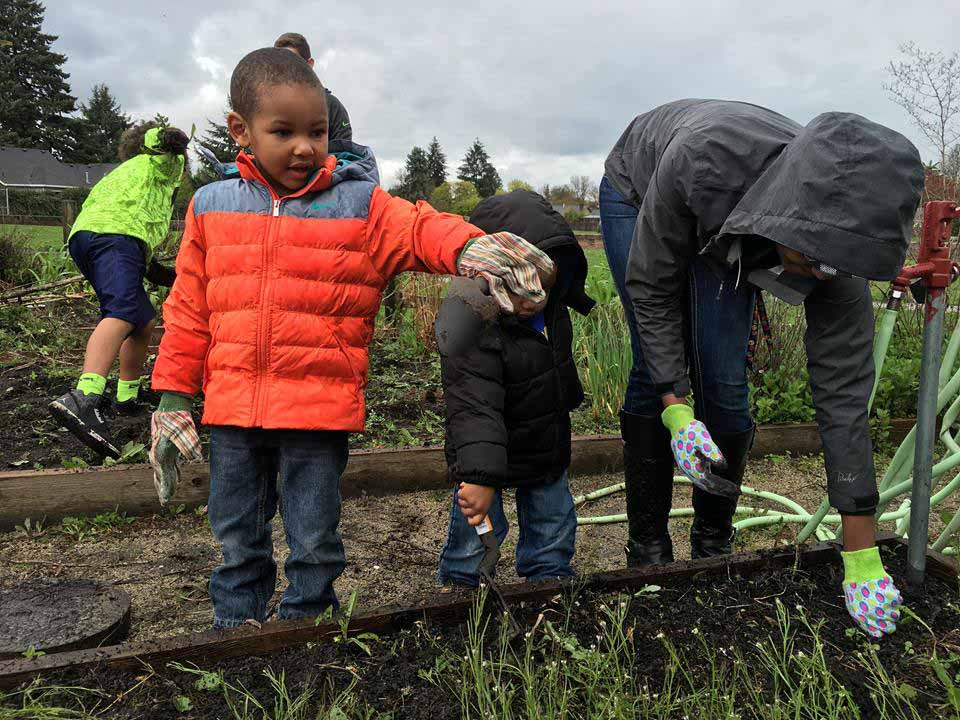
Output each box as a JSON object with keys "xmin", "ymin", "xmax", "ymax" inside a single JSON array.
[
  {"xmin": 0, "ymin": 539, "xmax": 844, "ymax": 690},
  {"xmin": 0, "ymin": 421, "xmax": 919, "ymax": 530}
]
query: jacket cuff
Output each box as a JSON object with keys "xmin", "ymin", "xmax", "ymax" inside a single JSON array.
[
  {"xmin": 841, "ymin": 545, "xmax": 886, "ymax": 584},
  {"xmin": 655, "ymin": 376, "xmax": 691, "ymax": 398},
  {"xmin": 455, "ymin": 238, "xmax": 479, "ymax": 273},
  {"xmin": 453, "ymin": 442, "xmax": 508, "ymax": 487},
  {"xmin": 157, "ymin": 392, "xmax": 193, "ymax": 412}
]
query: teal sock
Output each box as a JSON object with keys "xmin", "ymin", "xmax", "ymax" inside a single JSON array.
[
  {"xmin": 77, "ymin": 373, "xmax": 106, "ymax": 397},
  {"xmin": 117, "ymin": 378, "xmax": 141, "ymax": 403}
]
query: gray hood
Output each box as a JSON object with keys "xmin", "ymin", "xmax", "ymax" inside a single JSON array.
[{"xmin": 717, "ymin": 112, "xmax": 924, "ymax": 281}]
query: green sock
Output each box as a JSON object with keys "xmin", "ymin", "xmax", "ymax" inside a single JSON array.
[
  {"xmin": 77, "ymin": 373, "xmax": 107, "ymax": 397},
  {"xmin": 117, "ymin": 378, "xmax": 141, "ymax": 403}
]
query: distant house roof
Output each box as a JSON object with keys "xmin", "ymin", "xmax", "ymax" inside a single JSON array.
[{"xmin": 0, "ymin": 147, "xmax": 117, "ymax": 189}]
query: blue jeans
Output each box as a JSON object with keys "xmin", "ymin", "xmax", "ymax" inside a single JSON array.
[
  {"xmin": 599, "ymin": 176, "xmax": 755, "ymax": 433},
  {"xmin": 437, "ymin": 472, "xmax": 577, "ymax": 587},
  {"xmin": 207, "ymin": 427, "xmax": 349, "ymax": 628}
]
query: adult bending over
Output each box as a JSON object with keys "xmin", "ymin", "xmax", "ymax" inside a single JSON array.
[{"xmin": 600, "ymin": 99, "xmax": 923, "ymax": 638}]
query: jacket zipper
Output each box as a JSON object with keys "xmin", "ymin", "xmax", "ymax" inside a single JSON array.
[{"xmin": 252, "ymin": 197, "xmax": 282, "ymax": 425}]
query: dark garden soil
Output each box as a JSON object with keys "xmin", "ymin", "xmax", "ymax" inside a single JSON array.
[
  {"xmin": 0, "ymin": 301, "xmax": 444, "ymax": 470},
  {"xmin": 11, "ymin": 544, "xmax": 959, "ymax": 718},
  {"xmin": 0, "ymin": 297, "xmax": 615, "ymax": 470}
]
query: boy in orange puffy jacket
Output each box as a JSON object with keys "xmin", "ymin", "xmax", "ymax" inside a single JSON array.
[{"xmin": 148, "ymin": 47, "xmax": 552, "ymax": 628}]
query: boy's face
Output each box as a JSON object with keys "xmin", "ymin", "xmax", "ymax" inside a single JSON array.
[{"xmin": 227, "ymin": 83, "xmax": 329, "ymax": 195}]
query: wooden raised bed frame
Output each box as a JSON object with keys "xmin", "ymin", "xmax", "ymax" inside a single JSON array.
[
  {"xmin": 0, "ymin": 534, "xmax": 951, "ymax": 691},
  {"xmin": 0, "ymin": 421, "xmax": 920, "ymax": 530}
]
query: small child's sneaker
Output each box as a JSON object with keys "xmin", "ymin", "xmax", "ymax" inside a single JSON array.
[
  {"xmin": 49, "ymin": 389, "xmax": 121, "ymax": 459},
  {"xmin": 116, "ymin": 394, "xmax": 146, "ymax": 416},
  {"xmin": 115, "ymin": 386, "xmax": 158, "ymax": 416}
]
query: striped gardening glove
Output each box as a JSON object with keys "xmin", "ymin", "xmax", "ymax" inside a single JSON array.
[
  {"xmin": 456, "ymin": 232, "xmax": 555, "ymax": 314},
  {"xmin": 149, "ymin": 393, "xmax": 202, "ymax": 506},
  {"xmin": 841, "ymin": 546, "xmax": 903, "ymax": 638},
  {"xmin": 661, "ymin": 404, "xmax": 739, "ymax": 497}
]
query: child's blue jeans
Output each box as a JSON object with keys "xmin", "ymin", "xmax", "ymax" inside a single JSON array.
[
  {"xmin": 437, "ymin": 471, "xmax": 577, "ymax": 587},
  {"xmin": 207, "ymin": 426, "xmax": 348, "ymax": 628}
]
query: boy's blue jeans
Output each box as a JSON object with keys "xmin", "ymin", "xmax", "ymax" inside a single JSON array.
[
  {"xmin": 437, "ymin": 472, "xmax": 577, "ymax": 586},
  {"xmin": 207, "ymin": 426, "xmax": 348, "ymax": 628},
  {"xmin": 598, "ymin": 176, "xmax": 755, "ymax": 434}
]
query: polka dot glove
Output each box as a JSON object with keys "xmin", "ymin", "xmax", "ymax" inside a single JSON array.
[
  {"xmin": 841, "ymin": 546, "xmax": 902, "ymax": 638},
  {"xmin": 661, "ymin": 404, "xmax": 735, "ymax": 496}
]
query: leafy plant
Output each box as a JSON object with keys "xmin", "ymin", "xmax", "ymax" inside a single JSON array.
[
  {"xmin": 103, "ymin": 441, "xmax": 147, "ymax": 466},
  {"xmin": 59, "ymin": 508, "xmax": 135, "ymax": 541},
  {"xmin": 15, "ymin": 516, "xmax": 46, "ymax": 538}
]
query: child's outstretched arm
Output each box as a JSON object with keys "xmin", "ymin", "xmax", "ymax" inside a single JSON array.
[
  {"xmin": 365, "ymin": 189, "xmax": 553, "ymax": 311},
  {"xmin": 366, "ymin": 188, "xmax": 479, "ymax": 277}
]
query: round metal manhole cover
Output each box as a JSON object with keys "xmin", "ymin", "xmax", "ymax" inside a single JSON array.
[{"xmin": 0, "ymin": 579, "xmax": 131, "ymax": 659}]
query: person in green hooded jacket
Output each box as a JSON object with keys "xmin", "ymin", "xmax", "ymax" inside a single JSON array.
[{"xmin": 49, "ymin": 121, "xmax": 189, "ymax": 459}]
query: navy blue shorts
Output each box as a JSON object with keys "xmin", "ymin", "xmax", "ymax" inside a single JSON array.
[{"xmin": 69, "ymin": 231, "xmax": 156, "ymax": 331}]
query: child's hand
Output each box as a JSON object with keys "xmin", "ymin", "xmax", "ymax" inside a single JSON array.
[{"xmin": 457, "ymin": 483, "xmax": 496, "ymax": 525}]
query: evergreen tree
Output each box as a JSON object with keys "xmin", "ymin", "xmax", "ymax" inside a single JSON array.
[
  {"xmin": 65, "ymin": 84, "xmax": 130, "ymax": 163},
  {"xmin": 457, "ymin": 139, "xmax": 501, "ymax": 198},
  {"xmin": 396, "ymin": 145, "xmax": 433, "ymax": 201},
  {"xmin": 193, "ymin": 117, "xmax": 238, "ymax": 185},
  {"xmin": 0, "ymin": 0, "xmax": 76, "ymax": 156},
  {"xmin": 200, "ymin": 118, "xmax": 238, "ymax": 162},
  {"xmin": 426, "ymin": 136, "xmax": 447, "ymax": 187}
]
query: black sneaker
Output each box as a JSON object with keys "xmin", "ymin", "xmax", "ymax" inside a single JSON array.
[
  {"xmin": 49, "ymin": 389, "xmax": 122, "ymax": 459},
  {"xmin": 116, "ymin": 385, "xmax": 159, "ymax": 416},
  {"xmin": 116, "ymin": 392, "xmax": 146, "ymax": 416}
]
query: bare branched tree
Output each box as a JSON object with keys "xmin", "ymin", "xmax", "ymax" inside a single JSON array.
[
  {"xmin": 569, "ymin": 175, "xmax": 599, "ymax": 208},
  {"xmin": 884, "ymin": 42, "xmax": 960, "ymax": 174}
]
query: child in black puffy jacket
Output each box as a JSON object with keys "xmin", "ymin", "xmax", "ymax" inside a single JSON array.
[{"xmin": 435, "ymin": 190, "xmax": 595, "ymax": 586}]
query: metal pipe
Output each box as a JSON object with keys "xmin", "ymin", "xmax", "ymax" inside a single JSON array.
[{"xmin": 908, "ymin": 290, "xmax": 947, "ymax": 584}]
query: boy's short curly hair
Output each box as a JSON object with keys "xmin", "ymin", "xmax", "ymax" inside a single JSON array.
[
  {"xmin": 117, "ymin": 121, "xmax": 158, "ymax": 162},
  {"xmin": 230, "ymin": 47, "xmax": 324, "ymax": 120}
]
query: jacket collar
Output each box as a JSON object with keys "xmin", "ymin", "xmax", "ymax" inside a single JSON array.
[{"xmin": 235, "ymin": 152, "xmax": 337, "ymax": 200}]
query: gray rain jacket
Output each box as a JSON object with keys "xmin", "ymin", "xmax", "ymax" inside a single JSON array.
[{"xmin": 605, "ymin": 99, "xmax": 924, "ymax": 514}]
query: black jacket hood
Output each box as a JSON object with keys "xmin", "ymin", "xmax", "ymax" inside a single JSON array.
[
  {"xmin": 470, "ymin": 189, "xmax": 596, "ymax": 315},
  {"xmin": 717, "ymin": 112, "xmax": 924, "ymax": 281}
]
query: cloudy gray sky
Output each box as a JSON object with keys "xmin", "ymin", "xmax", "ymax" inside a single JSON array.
[{"xmin": 46, "ymin": 0, "xmax": 959, "ymax": 188}]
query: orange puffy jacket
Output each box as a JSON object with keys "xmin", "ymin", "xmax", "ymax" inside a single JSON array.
[{"xmin": 152, "ymin": 146, "xmax": 482, "ymax": 431}]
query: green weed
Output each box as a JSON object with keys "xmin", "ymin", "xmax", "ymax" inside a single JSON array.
[{"xmin": 59, "ymin": 508, "xmax": 135, "ymax": 541}]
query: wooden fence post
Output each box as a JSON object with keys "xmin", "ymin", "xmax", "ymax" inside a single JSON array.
[{"xmin": 61, "ymin": 200, "xmax": 76, "ymax": 245}]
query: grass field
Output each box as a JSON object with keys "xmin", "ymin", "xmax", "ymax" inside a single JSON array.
[{"xmin": 0, "ymin": 223, "xmax": 63, "ymax": 249}]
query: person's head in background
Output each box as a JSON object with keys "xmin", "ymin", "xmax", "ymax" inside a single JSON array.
[
  {"xmin": 274, "ymin": 32, "xmax": 315, "ymax": 68},
  {"xmin": 226, "ymin": 47, "xmax": 328, "ymax": 196}
]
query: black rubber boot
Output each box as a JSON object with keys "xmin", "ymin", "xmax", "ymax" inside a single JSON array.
[
  {"xmin": 690, "ymin": 424, "xmax": 756, "ymax": 559},
  {"xmin": 621, "ymin": 410, "xmax": 676, "ymax": 567}
]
